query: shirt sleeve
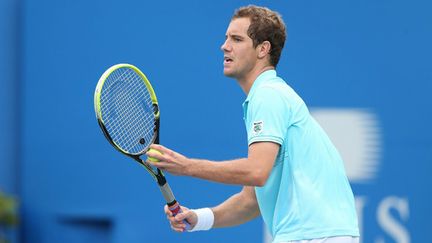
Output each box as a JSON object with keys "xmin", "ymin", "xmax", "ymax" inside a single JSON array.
[{"xmin": 246, "ymin": 85, "xmax": 291, "ymax": 146}]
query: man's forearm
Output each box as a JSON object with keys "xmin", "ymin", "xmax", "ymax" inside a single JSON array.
[
  {"xmin": 147, "ymin": 142, "xmax": 279, "ymax": 186},
  {"xmin": 188, "ymin": 158, "xmax": 267, "ymax": 186},
  {"xmin": 211, "ymin": 186, "xmax": 260, "ymax": 228}
]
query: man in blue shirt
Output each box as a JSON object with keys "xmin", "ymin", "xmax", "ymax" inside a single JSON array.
[{"xmin": 148, "ymin": 5, "xmax": 359, "ymax": 243}]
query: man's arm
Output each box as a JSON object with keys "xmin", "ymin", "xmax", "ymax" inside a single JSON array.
[
  {"xmin": 148, "ymin": 142, "xmax": 279, "ymax": 186},
  {"xmin": 212, "ymin": 186, "xmax": 260, "ymax": 227},
  {"xmin": 165, "ymin": 186, "xmax": 260, "ymax": 232}
]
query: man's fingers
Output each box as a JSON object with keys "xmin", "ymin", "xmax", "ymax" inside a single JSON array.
[
  {"xmin": 150, "ymin": 144, "xmax": 169, "ymax": 154},
  {"xmin": 146, "ymin": 151, "xmax": 164, "ymax": 160},
  {"xmin": 171, "ymin": 224, "xmax": 186, "ymax": 232},
  {"xmin": 164, "ymin": 205, "xmax": 173, "ymax": 216},
  {"xmin": 169, "ymin": 216, "xmax": 187, "ymax": 232},
  {"xmin": 147, "ymin": 160, "xmax": 169, "ymax": 169},
  {"xmin": 164, "ymin": 204, "xmax": 188, "ymax": 232},
  {"xmin": 174, "ymin": 211, "xmax": 189, "ymax": 222}
]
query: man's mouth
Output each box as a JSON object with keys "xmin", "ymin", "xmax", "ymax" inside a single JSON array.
[{"xmin": 224, "ymin": 56, "xmax": 233, "ymax": 64}]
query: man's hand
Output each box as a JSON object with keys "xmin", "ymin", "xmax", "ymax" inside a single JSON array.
[
  {"xmin": 146, "ymin": 144, "xmax": 194, "ymax": 176},
  {"xmin": 164, "ymin": 205, "xmax": 197, "ymax": 232}
]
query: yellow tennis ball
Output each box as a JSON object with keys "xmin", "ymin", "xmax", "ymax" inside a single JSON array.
[{"xmin": 147, "ymin": 148, "xmax": 162, "ymax": 162}]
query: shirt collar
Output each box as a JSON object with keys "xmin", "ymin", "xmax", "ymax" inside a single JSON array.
[{"xmin": 244, "ymin": 69, "xmax": 277, "ymax": 103}]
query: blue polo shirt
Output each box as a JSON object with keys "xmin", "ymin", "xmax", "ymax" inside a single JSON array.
[{"xmin": 242, "ymin": 70, "xmax": 359, "ymax": 242}]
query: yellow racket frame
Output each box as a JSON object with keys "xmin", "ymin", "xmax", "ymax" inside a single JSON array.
[{"xmin": 94, "ymin": 63, "xmax": 160, "ymax": 155}]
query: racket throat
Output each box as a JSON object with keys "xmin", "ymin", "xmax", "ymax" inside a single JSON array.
[{"xmin": 155, "ymin": 172, "xmax": 167, "ymax": 186}]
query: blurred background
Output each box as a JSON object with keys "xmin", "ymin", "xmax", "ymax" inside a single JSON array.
[{"xmin": 0, "ymin": 0, "xmax": 431, "ymax": 242}]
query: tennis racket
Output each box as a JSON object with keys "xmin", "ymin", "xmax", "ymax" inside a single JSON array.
[{"xmin": 94, "ymin": 63, "xmax": 190, "ymax": 229}]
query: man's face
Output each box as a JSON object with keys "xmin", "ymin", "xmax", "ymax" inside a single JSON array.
[{"xmin": 221, "ymin": 17, "xmax": 258, "ymax": 79}]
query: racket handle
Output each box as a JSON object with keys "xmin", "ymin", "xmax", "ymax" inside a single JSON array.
[
  {"xmin": 168, "ymin": 201, "xmax": 191, "ymax": 230},
  {"xmin": 159, "ymin": 182, "xmax": 191, "ymax": 230}
]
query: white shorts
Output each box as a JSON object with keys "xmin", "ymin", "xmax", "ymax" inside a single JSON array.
[{"xmin": 279, "ymin": 236, "xmax": 359, "ymax": 243}]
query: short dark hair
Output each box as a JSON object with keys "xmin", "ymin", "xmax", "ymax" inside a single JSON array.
[{"xmin": 232, "ymin": 5, "xmax": 287, "ymax": 67}]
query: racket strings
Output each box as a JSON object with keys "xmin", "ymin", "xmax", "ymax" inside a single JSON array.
[
  {"xmin": 110, "ymin": 78, "xmax": 150, "ymax": 139},
  {"xmin": 110, "ymin": 70, "xmax": 155, "ymax": 150},
  {"xmin": 103, "ymin": 71, "xmax": 142, "ymax": 147},
  {"xmin": 100, "ymin": 68, "xmax": 156, "ymax": 154},
  {"xmin": 105, "ymin": 71, "xmax": 154, "ymax": 152}
]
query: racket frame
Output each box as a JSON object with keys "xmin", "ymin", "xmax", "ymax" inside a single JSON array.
[
  {"xmin": 94, "ymin": 64, "xmax": 164, "ymax": 181},
  {"xmin": 94, "ymin": 64, "xmax": 189, "ymax": 227}
]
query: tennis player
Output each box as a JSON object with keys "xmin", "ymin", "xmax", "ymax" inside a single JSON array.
[{"xmin": 148, "ymin": 5, "xmax": 360, "ymax": 243}]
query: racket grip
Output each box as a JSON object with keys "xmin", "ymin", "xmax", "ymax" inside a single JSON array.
[{"xmin": 168, "ymin": 201, "xmax": 191, "ymax": 231}]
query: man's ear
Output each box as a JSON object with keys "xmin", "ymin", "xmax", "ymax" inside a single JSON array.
[{"xmin": 257, "ymin": 41, "xmax": 271, "ymax": 59}]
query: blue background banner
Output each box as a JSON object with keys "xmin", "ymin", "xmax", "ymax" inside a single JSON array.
[{"xmin": 0, "ymin": 0, "xmax": 431, "ymax": 242}]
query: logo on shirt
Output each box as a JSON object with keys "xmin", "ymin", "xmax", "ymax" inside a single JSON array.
[{"xmin": 253, "ymin": 121, "xmax": 264, "ymax": 135}]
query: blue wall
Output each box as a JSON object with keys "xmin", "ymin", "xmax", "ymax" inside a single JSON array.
[
  {"xmin": 0, "ymin": 0, "xmax": 431, "ymax": 242},
  {"xmin": 0, "ymin": 0, "xmax": 19, "ymax": 194}
]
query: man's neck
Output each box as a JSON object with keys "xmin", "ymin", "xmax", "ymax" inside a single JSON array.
[{"xmin": 238, "ymin": 65, "xmax": 275, "ymax": 95}]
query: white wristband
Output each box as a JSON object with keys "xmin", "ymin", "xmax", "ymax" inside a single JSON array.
[{"xmin": 188, "ymin": 208, "xmax": 214, "ymax": 232}]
